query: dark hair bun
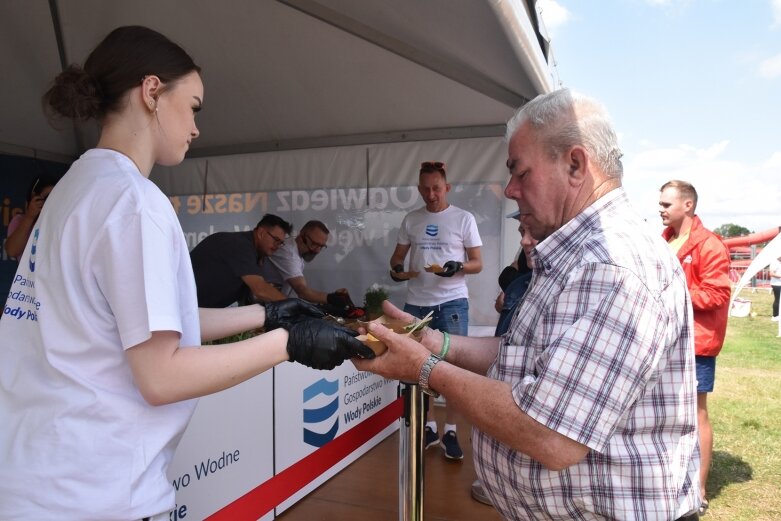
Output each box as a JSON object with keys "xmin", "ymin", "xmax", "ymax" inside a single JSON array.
[
  {"xmin": 43, "ymin": 64, "xmax": 102, "ymax": 121},
  {"xmin": 42, "ymin": 26, "xmax": 198, "ymax": 123}
]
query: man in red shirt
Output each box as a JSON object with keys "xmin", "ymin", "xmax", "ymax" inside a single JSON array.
[{"xmin": 659, "ymin": 180, "xmax": 731, "ymax": 516}]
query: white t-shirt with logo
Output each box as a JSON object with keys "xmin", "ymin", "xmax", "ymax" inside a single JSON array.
[
  {"xmin": 397, "ymin": 205, "xmax": 482, "ymax": 306},
  {"xmin": 262, "ymin": 236, "xmax": 305, "ymax": 297},
  {"xmin": 0, "ymin": 149, "xmax": 200, "ymax": 520}
]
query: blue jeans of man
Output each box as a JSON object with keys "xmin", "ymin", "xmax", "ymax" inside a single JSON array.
[{"xmin": 404, "ymin": 297, "xmax": 469, "ymax": 336}]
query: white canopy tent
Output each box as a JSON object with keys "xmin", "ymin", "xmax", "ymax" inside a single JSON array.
[{"xmin": 0, "ymin": 0, "xmax": 556, "ymax": 164}]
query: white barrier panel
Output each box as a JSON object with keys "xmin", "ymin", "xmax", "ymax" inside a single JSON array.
[
  {"xmin": 167, "ymin": 364, "xmax": 400, "ymax": 520},
  {"xmin": 168, "ymin": 372, "xmax": 275, "ymax": 521},
  {"xmin": 273, "ymin": 364, "xmax": 399, "ymax": 514}
]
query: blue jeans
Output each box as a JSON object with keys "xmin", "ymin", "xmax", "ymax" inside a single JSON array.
[
  {"xmin": 404, "ymin": 298, "xmax": 469, "ymax": 336},
  {"xmin": 695, "ymin": 355, "xmax": 716, "ymax": 393}
]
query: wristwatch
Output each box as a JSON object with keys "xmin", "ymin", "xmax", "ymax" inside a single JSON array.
[{"xmin": 418, "ymin": 353, "xmax": 442, "ymax": 397}]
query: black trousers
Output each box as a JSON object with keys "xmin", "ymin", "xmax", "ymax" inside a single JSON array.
[{"xmin": 675, "ymin": 512, "xmax": 699, "ymax": 521}]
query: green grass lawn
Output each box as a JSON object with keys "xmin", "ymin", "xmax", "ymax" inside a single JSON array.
[{"xmin": 707, "ymin": 289, "xmax": 781, "ymax": 520}]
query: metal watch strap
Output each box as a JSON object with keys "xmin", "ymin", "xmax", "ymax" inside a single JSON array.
[{"xmin": 418, "ymin": 353, "xmax": 442, "ymax": 397}]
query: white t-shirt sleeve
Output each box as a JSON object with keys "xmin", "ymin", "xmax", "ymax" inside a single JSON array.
[
  {"xmin": 92, "ymin": 206, "xmax": 185, "ymax": 349},
  {"xmin": 463, "ymin": 213, "xmax": 482, "ymax": 249},
  {"xmin": 269, "ymin": 241, "xmax": 304, "ymax": 282}
]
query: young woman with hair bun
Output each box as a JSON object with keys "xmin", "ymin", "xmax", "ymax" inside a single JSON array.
[{"xmin": 0, "ymin": 25, "xmax": 371, "ymax": 521}]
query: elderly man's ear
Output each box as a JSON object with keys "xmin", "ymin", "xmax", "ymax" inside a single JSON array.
[{"xmin": 566, "ymin": 146, "xmax": 589, "ymax": 184}]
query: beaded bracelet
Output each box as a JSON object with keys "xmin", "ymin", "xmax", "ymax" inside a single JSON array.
[{"xmin": 438, "ymin": 331, "xmax": 450, "ymax": 359}]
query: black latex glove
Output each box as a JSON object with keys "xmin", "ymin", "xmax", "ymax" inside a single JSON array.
[
  {"xmin": 287, "ymin": 319, "xmax": 376, "ymax": 370},
  {"xmin": 390, "ymin": 264, "xmax": 406, "ymax": 282},
  {"xmin": 326, "ymin": 291, "xmax": 352, "ymax": 309},
  {"xmin": 435, "ymin": 260, "xmax": 464, "ymax": 278},
  {"xmin": 264, "ymin": 299, "xmax": 324, "ymax": 331}
]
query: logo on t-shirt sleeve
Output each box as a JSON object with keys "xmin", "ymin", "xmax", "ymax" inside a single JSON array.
[{"xmin": 28, "ymin": 227, "xmax": 39, "ymax": 272}]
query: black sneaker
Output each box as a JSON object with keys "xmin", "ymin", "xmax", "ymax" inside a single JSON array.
[
  {"xmin": 440, "ymin": 430, "xmax": 463, "ymax": 460},
  {"xmin": 424, "ymin": 426, "xmax": 439, "ymax": 449}
]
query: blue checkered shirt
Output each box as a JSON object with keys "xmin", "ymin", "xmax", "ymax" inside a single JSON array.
[{"xmin": 475, "ymin": 189, "xmax": 700, "ymax": 520}]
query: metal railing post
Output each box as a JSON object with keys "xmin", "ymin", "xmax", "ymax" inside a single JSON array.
[{"xmin": 399, "ymin": 382, "xmax": 425, "ymax": 521}]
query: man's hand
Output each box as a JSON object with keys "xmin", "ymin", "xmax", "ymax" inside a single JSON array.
[
  {"xmin": 376, "ymin": 300, "xmax": 443, "ymax": 354},
  {"xmin": 435, "ymin": 261, "xmax": 463, "ymax": 278},
  {"xmin": 390, "ymin": 264, "xmax": 406, "ymax": 282},
  {"xmin": 352, "ymin": 321, "xmax": 430, "ymax": 382},
  {"xmin": 287, "ymin": 319, "xmax": 376, "ymax": 370},
  {"xmin": 264, "ymin": 299, "xmax": 324, "ymax": 330}
]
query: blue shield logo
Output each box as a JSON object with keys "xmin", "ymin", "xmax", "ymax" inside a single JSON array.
[
  {"xmin": 302, "ymin": 378, "xmax": 340, "ymax": 447},
  {"xmin": 425, "ymin": 224, "xmax": 438, "ymax": 237}
]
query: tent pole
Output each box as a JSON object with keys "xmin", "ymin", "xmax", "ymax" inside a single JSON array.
[
  {"xmin": 47, "ymin": 0, "xmax": 86, "ymax": 154},
  {"xmin": 47, "ymin": 0, "xmax": 68, "ymax": 71}
]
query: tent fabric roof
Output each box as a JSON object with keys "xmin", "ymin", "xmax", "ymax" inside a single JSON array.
[{"xmin": 0, "ymin": 0, "xmax": 556, "ymax": 163}]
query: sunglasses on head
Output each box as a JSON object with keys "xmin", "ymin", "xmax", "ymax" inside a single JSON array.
[
  {"xmin": 420, "ymin": 161, "xmax": 446, "ymax": 174},
  {"xmin": 421, "ymin": 161, "xmax": 444, "ymax": 169}
]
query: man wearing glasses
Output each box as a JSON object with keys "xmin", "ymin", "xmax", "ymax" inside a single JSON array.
[
  {"xmin": 262, "ymin": 220, "xmax": 360, "ymax": 316},
  {"xmin": 190, "ymin": 213, "xmax": 291, "ymax": 307}
]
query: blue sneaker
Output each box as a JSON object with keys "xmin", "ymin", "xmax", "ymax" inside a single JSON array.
[
  {"xmin": 441, "ymin": 430, "xmax": 463, "ymax": 460},
  {"xmin": 424, "ymin": 426, "xmax": 439, "ymax": 449}
]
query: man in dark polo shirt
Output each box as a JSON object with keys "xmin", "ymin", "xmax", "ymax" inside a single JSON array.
[{"xmin": 190, "ymin": 214, "xmax": 291, "ymax": 307}]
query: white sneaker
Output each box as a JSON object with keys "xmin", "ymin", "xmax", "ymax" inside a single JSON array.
[
  {"xmin": 772, "ymin": 316, "xmax": 779, "ymax": 322},
  {"xmin": 471, "ymin": 479, "xmax": 492, "ymax": 505}
]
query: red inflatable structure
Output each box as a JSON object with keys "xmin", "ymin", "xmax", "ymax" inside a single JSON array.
[
  {"xmin": 723, "ymin": 226, "xmax": 780, "ymax": 248},
  {"xmin": 723, "ymin": 227, "xmax": 780, "ymax": 284}
]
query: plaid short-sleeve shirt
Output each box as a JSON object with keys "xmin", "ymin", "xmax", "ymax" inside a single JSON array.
[{"xmin": 475, "ymin": 189, "xmax": 700, "ymax": 520}]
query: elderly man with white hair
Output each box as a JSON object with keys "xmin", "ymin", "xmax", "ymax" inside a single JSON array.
[{"xmin": 356, "ymin": 89, "xmax": 701, "ymax": 521}]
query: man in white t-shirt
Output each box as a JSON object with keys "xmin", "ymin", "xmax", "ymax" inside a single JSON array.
[
  {"xmin": 389, "ymin": 160, "xmax": 483, "ymax": 460},
  {"xmin": 261, "ymin": 220, "xmax": 361, "ymax": 317}
]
